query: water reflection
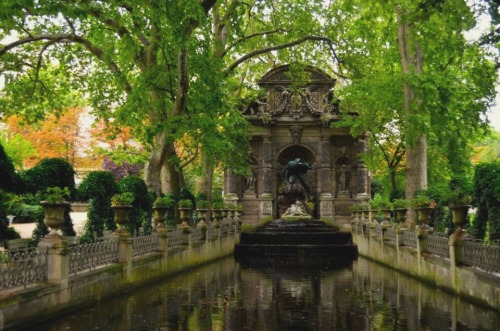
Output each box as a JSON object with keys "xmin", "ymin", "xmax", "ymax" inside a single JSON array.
[{"xmin": 16, "ymin": 257, "xmax": 500, "ymax": 331}]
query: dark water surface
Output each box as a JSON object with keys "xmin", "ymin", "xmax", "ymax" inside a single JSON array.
[{"xmin": 17, "ymin": 257, "xmax": 500, "ymax": 331}]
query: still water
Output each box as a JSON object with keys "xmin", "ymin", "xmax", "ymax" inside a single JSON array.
[{"xmin": 18, "ymin": 257, "xmax": 500, "ymax": 331}]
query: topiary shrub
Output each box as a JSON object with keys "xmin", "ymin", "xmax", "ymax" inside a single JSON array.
[
  {"xmin": 21, "ymin": 158, "xmax": 76, "ymax": 237},
  {"xmin": 473, "ymin": 161, "xmax": 500, "ymax": 240},
  {"xmin": 0, "ymin": 143, "xmax": 25, "ymax": 194},
  {"xmin": 0, "ymin": 190, "xmax": 21, "ymax": 248},
  {"xmin": 117, "ymin": 176, "xmax": 153, "ymax": 235},
  {"xmin": 78, "ymin": 171, "xmax": 118, "ymax": 243},
  {"xmin": 22, "ymin": 158, "xmax": 76, "ymax": 198}
]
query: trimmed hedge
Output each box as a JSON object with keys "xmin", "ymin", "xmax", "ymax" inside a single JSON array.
[
  {"xmin": 473, "ymin": 161, "xmax": 500, "ymax": 240},
  {"xmin": 0, "ymin": 143, "xmax": 24, "ymax": 194},
  {"xmin": 117, "ymin": 176, "xmax": 153, "ymax": 235},
  {"xmin": 22, "ymin": 158, "xmax": 76, "ymax": 199},
  {"xmin": 78, "ymin": 171, "xmax": 118, "ymax": 243}
]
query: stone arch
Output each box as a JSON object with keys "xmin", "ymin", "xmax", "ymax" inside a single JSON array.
[{"xmin": 276, "ymin": 144, "xmax": 317, "ymax": 218}]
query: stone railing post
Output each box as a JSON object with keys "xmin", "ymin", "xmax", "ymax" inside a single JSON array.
[
  {"xmin": 449, "ymin": 232, "xmax": 465, "ymax": 289},
  {"xmin": 416, "ymin": 228, "xmax": 428, "ymax": 255},
  {"xmin": 157, "ymin": 229, "xmax": 169, "ymax": 256},
  {"xmin": 38, "ymin": 238, "xmax": 69, "ymax": 287},
  {"xmin": 381, "ymin": 223, "xmax": 390, "ymax": 241},
  {"xmin": 118, "ymin": 236, "xmax": 133, "ymax": 279},
  {"xmin": 396, "ymin": 228, "xmax": 404, "ymax": 246}
]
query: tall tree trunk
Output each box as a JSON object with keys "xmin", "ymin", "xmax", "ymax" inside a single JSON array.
[{"xmin": 396, "ymin": 7, "xmax": 428, "ymax": 201}]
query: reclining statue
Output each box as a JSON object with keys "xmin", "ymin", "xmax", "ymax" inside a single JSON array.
[{"xmin": 282, "ymin": 201, "xmax": 312, "ymax": 220}]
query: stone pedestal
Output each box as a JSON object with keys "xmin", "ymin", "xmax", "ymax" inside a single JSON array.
[
  {"xmin": 38, "ymin": 237, "xmax": 69, "ymax": 286},
  {"xmin": 260, "ymin": 193, "xmax": 273, "ymax": 218},
  {"xmin": 319, "ymin": 193, "xmax": 333, "ymax": 220}
]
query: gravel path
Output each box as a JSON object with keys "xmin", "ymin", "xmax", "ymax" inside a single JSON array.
[{"xmin": 10, "ymin": 212, "xmax": 88, "ymax": 238}]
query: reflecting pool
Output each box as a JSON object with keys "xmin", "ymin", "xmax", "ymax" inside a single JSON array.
[{"xmin": 16, "ymin": 257, "xmax": 500, "ymax": 330}]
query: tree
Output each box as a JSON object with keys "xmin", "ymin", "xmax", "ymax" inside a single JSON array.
[
  {"xmin": 0, "ymin": 142, "xmax": 24, "ymax": 193},
  {"xmin": 332, "ymin": 0, "xmax": 496, "ymax": 201},
  {"xmin": 4, "ymin": 108, "xmax": 94, "ymax": 168},
  {"xmin": 0, "ymin": 0, "xmax": 342, "ymax": 198}
]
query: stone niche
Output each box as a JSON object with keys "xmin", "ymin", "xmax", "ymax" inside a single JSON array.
[{"xmin": 223, "ymin": 65, "xmax": 370, "ymax": 228}]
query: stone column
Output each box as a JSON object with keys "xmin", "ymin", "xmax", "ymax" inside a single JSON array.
[
  {"xmin": 355, "ymin": 136, "xmax": 370, "ymax": 201},
  {"xmin": 225, "ymin": 169, "xmax": 238, "ymax": 200},
  {"xmin": 319, "ymin": 136, "xmax": 333, "ymax": 220},
  {"xmin": 260, "ymin": 135, "xmax": 273, "ymax": 218}
]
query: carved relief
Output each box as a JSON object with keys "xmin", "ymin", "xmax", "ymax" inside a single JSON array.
[
  {"xmin": 243, "ymin": 202, "xmax": 260, "ymax": 215},
  {"xmin": 321, "ymin": 168, "xmax": 331, "ymax": 193},
  {"xmin": 263, "ymin": 139, "xmax": 272, "ymax": 164},
  {"xmin": 321, "ymin": 140, "xmax": 330, "ymax": 163},
  {"xmin": 303, "ymin": 142, "xmax": 318, "ymax": 153},
  {"xmin": 263, "ymin": 169, "xmax": 272, "ymax": 193},
  {"xmin": 261, "ymin": 200, "xmax": 273, "ymax": 215},
  {"xmin": 290, "ymin": 92, "xmax": 304, "ymax": 119},
  {"xmin": 335, "ymin": 203, "xmax": 351, "ymax": 216},
  {"xmin": 320, "ymin": 200, "xmax": 333, "ymax": 216},
  {"xmin": 289, "ymin": 126, "xmax": 303, "ymax": 145},
  {"xmin": 357, "ymin": 167, "xmax": 368, "ymax": 195}
]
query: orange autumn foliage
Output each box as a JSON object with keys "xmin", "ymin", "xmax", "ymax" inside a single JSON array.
[{"xmin": 5, "ymin": 108, "xmax": 102, "ymax": 169}]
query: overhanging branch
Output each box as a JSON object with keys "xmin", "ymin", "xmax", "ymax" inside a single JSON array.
[{"xmin": 226, "ymin": 35, "xmax": 341, "ymax": 73}]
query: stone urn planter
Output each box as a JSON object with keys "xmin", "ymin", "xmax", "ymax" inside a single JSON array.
[
  {"xmin": 381, "ymin": 209, "xmax": 391, "ymax": 223},
  {"xmin": 415, "ymin": 207, "xmax": 433, "ymax": 228},
  {"xmin": 212, "ymin": 209, "xmax": 222, "ymax": 228},
  {"xmin": 112, "ymin": 205, "xmax": 132, "ymax": 234},
  {"xmin": 178, "ymin": 208, "xmax": 191, "ymax": 233},
  {"xmin": 196, "ymin": 208, "xmax": 209, "ymax": 239},
  {"xmin": 395, "ymin": 208, "xmax": 407, "ymax": 224},
  {"xmin": 197, "ymin": 208, "xmax": 209, "ymax": 226},
  {"xmin": 153, "ymin": 206, "xmax": 168, "ymax": 229},
  {"xmin": 450, "ymin": 205, "xmax": 470, "ymax": 234},
  {"xmin": 41, "ymin": 201, "xmax": 69, "ymax": 238}
]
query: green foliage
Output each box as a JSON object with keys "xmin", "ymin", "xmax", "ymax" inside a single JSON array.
[
  {"xmin": 0, "ymin": 190, "xmax": 21, "ymax": 247},
  {"xmin": 212, "ymin": 201, "xmax": 224, "ymax": 210},
  {"xmin": 22, "ymin": 158, "xmax": 75, "ymax": 199},
  {"xmin": 178, "ymin": 199, "xmax": 193, "ymax": 209},
  {"xmin": 196, "ymin": 200, "xmax": 209, "ymax": 209},
  {"xmin": 370, "ymin": 194, "xmax": 392, "ymax": 211},
  {"xmin": 78, "ymin": 171, "xmax": 118, "ymax": 243},
  {"xmin": 445, "ymin": 175, "xmax": 473, "ymax": 206},
  {"xmin": 154, "ymin": 196, "xmax": 173, "ymax": 208},
  {"xmin": 0, "ymin": 132, "xmax": 36, "ymax": 169},
  {"xmin": 411, "ymin": 190, "xmax": 435, "ymax": 208},
  {"xmin": 42, "ymin": 187, "xmax": 70, "ymax": 203},
  {"xmin": 0, "ymin": 143, "xmax": 25, "ymax": 194},
  {"xmin": 393, "ymin": 199, "xmax": 409, "ymax": 209},
  {"xmin": 117, "ymin": 175, "xmax": 154, "ymax": 235},
  {"xmin": 473, "ymin": 161, "xmax": 500, "ymax": 239},
  {"xmin": 111, "ymin": 192, "xmax": 135, "ymax": 206}
]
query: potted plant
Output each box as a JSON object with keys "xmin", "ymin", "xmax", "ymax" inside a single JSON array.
[
  {"xmin": 111, "ymin": 192, "xmax": 134, "ymax": 233},
  {"xmin": 411, "ymin": 191, "xmax": 435, "ymax": 227},
  {"xmin": 153, "ymin": 196, "xmax": 172, "ymax": 229},
  {"xmin": 212, "ymin": 201, "xmax": 224, "ymax": 227},
  {"xmin": 40, "ymin": 187, "xmax": 70, "ymax": 238},
  {"xmin": 370, "ymin": 194, "xmax": 393, "ymax": 223},
  {"xmin": 111, "ymin": 192, "xmax": 134, "ymax": 206},
  {"xmin": 447, "ymin": 178, "xmax": 473, "ymax": 233},
  {"xmin": 196, "ymin": 200, "xmax": 210, "ymax": 223},
  {"xmin": 178, "ymin": 199, "xmax": 193, "ymax": 232},
  {"xmin": 393, "ymin": 199, "xmax": 409, "ymax": 223}
]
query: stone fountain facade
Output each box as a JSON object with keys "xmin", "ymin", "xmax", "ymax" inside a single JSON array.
[{"xmin": 223, "ymin": 65, "xmax": 370, "ymax": 229}]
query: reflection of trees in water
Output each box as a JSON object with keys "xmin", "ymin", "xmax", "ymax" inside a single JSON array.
[{"xmin": 31, "ymin": 257, "xmax": 499, "ymax": 331}]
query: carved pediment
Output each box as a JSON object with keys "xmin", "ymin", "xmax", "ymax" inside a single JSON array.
[{"xmin": 244, "ymin": 65, "xmax": 340, "ymax": 126}]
